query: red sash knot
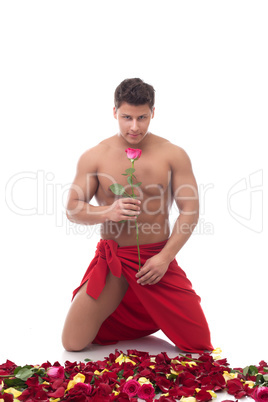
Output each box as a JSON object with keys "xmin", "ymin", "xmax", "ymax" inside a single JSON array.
[{"xmin": 85, "ymin": 239, "xmax": 122, "ymax": 300}]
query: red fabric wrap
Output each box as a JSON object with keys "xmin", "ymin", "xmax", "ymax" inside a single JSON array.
[{"xmin": 72, "ymin": 238, "xmax": 213, "ymax": 353}]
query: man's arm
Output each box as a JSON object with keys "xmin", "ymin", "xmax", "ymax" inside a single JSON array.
[
  {"xmin": 159, "ymin": 146, "xmax": 199, "ymax": 262},
  {"xmin": 136, "ymin": 146, "xmax": 199, "ymax": 286},
  {"xmin": 66, "ymin": 146, "xmax": 141, "ymax": 225},
  {"xmin": 66, "ymin": 146, "xmax": 107, "ymax": 225}
]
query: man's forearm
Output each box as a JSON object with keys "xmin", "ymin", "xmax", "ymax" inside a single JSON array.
[
  {"xmin": 66, "ymin": 200, "xmax": 109, "ymax": 225},
  {"xmin": 159, "ymin": 210, "xmax": 199, "ymax": 263}
]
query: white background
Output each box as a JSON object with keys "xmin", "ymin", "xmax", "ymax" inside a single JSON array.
[{"xmin": 1, "ymin": 0, "xmax": 267, "ymax": 375}]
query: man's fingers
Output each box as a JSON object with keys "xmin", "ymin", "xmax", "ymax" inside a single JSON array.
[
  {"xmin": 137, "ymin": 270, "xmax": 155, "ymax": 284},
  {"xmin": 149, "ymin": 277, "xmax": 160, "ymax": 285},
  {"xmin": 136, "ymin": 267, "xmax": 149, "ymax": 278},
  {"xmin": 139, "ymin": 274, "xmax": 160, "ymax": 286},
  {"xmin": 122, "ymin": 208, "xmax": 139, "ymax": 216},
  {"xmin": 125, "ymin": 203, "xmax": 141, "ymax": 212}
]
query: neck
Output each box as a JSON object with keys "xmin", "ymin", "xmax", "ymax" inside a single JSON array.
[{"xmin": 117, "ymin": 132, "xmax": 152, "ymax": 149}]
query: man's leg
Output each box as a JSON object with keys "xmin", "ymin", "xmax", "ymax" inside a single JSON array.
[{"xmin": 62, "ymin": 272, "xmax": 128, "ymax": 351}]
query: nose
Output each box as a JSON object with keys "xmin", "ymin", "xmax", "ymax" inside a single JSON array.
[{"xmin": 130, "ymin": 119, "xmax": 139, "ymax": 132}]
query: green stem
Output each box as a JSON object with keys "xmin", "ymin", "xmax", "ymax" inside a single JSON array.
[
  {"xmin": 135, "ymin": 219, "xmax": 141, "ymax": 270},
  {"xmin": 130, "ymin": 160, "xmax": 140, "ymax": 270},
  {"xmin": 131, "ymin": 161, "xmax": 135, "ymax": 197},
  {"xmin": 178, "ymin": 353, "xmax": 203, "ymax": 363}
]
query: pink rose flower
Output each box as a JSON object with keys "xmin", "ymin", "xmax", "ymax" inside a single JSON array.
[
  {"xmin": 137, "ymin": 383, "xmax": 155, "ymax": 399},
  {"xmin": 125, "ymin": 148, "xmax": 142, "ymax": 161},
  {"xmin": 253, "ymin": 387, "xmax": 268, "ymax": 402},
  {"xmin": 122, "ymin": 379, "xmax": 141, "ymax": 397},
  {"xmin": 47, "ymin": 365, "xmax": 65, "ymax": 379}
]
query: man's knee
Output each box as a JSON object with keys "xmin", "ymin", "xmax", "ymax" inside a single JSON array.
[{"xmin": 61, "ymin": 331, "xmax": 92, "ymax": 352}]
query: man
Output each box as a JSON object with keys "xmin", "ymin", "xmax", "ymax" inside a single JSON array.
[{"xmin": 62, "ymin": 78, "xmax": 213, "ymax": 353}]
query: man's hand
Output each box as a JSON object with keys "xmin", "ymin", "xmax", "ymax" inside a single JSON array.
[
  {"xmin": 107, "ymin": 198, "xmax": 141, "ymax": 222},
  {"xmin": 135, "ymin": 253, "xmax": 170, "ymax": 286}
]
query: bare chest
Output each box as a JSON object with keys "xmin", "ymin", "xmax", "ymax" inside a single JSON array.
[{"xmin": 96, "ymin": 151, "xmax": 172, "ymax": 199}]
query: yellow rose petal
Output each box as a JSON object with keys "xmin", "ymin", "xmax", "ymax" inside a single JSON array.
[
  {"xmin": 4, "ymin": 388, "xmax": 22, "ymax": 398},
  {"xmin": 94, "ymin": 368, "xmax": 109, "ymax": 376},
  {"xmin": 213, "ymin": 355, "xmax": 222, "ymax": 360},
  {"xmin": 208, "ymin": 390, "xmax": 217, "ymax": 398},
  {"xmin": 138, "ymin": 377, "xmax": 152, "ymax": 385},
  {"xmin": 212, "ymin": 347, "xmax": 222, "ymax": 354},
  {"xmin": 223, "ymin": 371, "xmax": 238, "ymax": 382},
  {"xmin": 115, "ymin": 353, "xmax": 136, "ymax": 365},
  {"xmin": 180, "ymin": 397, "xmax": 197, "ymax": 402},
  {"xmin": 185, "ymin": 361, "xmax": 197, "ymax": 367},
  {"xmin": 67, "ymin": 373, "xmax": 85, "ymax": 391},
  {"xmin": 170, "ymin": 368, "xmax": 182, "ymax": 375},
  {"xmin": 245, "ymin": 381, "xmax": 255, "ymax": 388}
]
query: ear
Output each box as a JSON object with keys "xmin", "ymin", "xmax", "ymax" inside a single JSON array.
[
  {"xmin": 151, "ymin": 107, "xmax": 155, "ymax": 119},
  {"xmin": 113, "ymin": 107, "xmax": 117, "ymax": 119}
]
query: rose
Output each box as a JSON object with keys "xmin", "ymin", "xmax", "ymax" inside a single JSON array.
[
  {"xmin": 122, "ymin": 379, "xmax": 141, "ymax": 397},
  {"xmin": 47, "ymin": 365, "xmax": 65, "ymax": 379},
  {"xmin": 125, "ymin": 148, "xmax": 142, "ymax": 161},
  {"xmin": 137, "ymin": 383, "xmax": 155, "ymax": 399},
  {"xmin": 253, "ymin": 387, "xmax": 268, "ymax": 402},
  {"xmin": 109, "ymin": 148, "xmax": 142, "ymax": 269}
]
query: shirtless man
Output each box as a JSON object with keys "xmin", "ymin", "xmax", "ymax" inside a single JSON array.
[{"xmin": 62, "ymin": 78, "xmax": 213, "ymax": 352}]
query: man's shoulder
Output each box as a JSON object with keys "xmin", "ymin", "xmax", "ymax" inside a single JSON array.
[
  {"xmin": 150, "ymin": 134, "xmax": 184, "ymax": 150},
  {"xmin": 155, "ymin": 137, "xmax": 187, "ymax": 157},
  {"xmin": 158, "ymin": 140, "xmax": 192, "ymax": 172},
  {"xmin": 76, "ymin": 141, "xmax": 110, "ymax": 173},
  {"xmin": 80, "ymin": 139, "xmax": 111, "ymax": 159}
]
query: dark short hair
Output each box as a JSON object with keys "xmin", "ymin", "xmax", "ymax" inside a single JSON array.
[{"xmin": 114, "ymin": 78, "xmax": 155, "ymax": 111}]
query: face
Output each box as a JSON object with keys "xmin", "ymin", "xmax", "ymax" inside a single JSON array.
[{"xmin": 113, "ymin": 102, "xmax": 155, "ymax": 145}]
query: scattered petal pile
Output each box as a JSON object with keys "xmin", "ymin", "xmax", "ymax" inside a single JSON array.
[{"xmin": 0, "ymin": 349, "xmax": 267, "ymax": 401}]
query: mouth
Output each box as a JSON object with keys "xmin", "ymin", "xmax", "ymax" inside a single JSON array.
[{"xmin": 128, "ymin": 133, "xmax": 140, "ymax": 137}]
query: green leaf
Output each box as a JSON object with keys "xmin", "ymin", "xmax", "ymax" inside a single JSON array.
[
  {"xmin": 125, "ymin": 168, "xmax": 135, "ymax": 175},
  {"xmin": 264, "ymin": 374, "xmax": 268, "ymax": 382},
  {"xmin": 15, "ymin": 367, "xmax": 34, "ymax": 381},
  {"xmin": 133, "ymin": 182, "xmax": 142, "ymax": 187},
  {"xmin": 255, "ymin": 374, "xmax": 264, "ymax": 385},
  {"xmin": 249, "ymin": 365, "xmax": 259, "ymax": 376},
  {"xmin": 167, "ymin": 374, "xmax": 178, "ymax": 380},
  {"xmin": 4, "ymin": 377, "xmax": 27, "ymax": 388},
  {"xmin": 121, "ymin": 173, "xmax": 128, "ymax": 176},
  {"xmin": 127, "ymin": 176, "xmax": 133, "ymax": 185},
  {"xmin": 244, "ymin": 365, "xmax": 258, "ymax": 377},
  {"xmin": 84, "ymin": 358, "xmax": 92, "ymax": 362},
  {"xmin": 109, "ymin": 184, "xmax": 126, "ymax": 195},
  {"xmin": 117, "ymin": 369, "xmax": 124, "ymax": 379}
]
